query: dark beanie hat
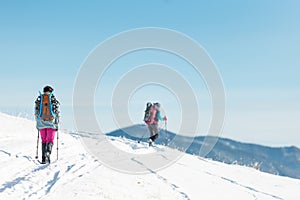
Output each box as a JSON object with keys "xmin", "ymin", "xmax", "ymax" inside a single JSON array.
[{"xmin": 43, "ymin": 85, "xmax": 54, "ymax": 93}]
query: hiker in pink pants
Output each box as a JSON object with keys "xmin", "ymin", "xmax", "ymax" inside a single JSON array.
[{"xmin": 35, "ymin": 86, "xmax": 60, "ymax": 164}]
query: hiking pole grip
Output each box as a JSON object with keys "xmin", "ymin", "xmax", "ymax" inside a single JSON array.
[{"xmin": 35, "ymin": 130, "xmax": 39, "ymax": 159}]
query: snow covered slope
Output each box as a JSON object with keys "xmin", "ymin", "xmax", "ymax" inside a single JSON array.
[
  {"xmin": 108, "ymin": 125, "xmax": 300, "ymax": 179},
  {"xmin": 0, "ymin": 112, "xmax": 300, "ymax": 200}
]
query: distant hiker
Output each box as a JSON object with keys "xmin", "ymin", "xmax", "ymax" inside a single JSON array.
[
  {"xmin": 144, "ymin": 102, "xmax": 167, "ymax": 146},
  {"xmin": 34, "ymin": 86, "xmax": 60, "ymax": 164}
]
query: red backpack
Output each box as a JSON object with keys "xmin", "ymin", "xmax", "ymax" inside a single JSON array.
[{"xmin": 144, "ymin": 103, "xmax": 158, "ymax": 124}]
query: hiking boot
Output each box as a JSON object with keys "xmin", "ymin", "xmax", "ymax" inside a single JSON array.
[
  {"xmin": 47, "ymin": 142, "xmax": 53, "ymax": 154},
  {"xmin": 149, "ymin": 139, "xmax": 154, "ymax": 147},
  {"xmin": 46, "ymin": 143, "xmax": 53, "ymax": 163},
  {"xmin": 41, "ymin": 143, "xmax": 47, "ymax": 164}
]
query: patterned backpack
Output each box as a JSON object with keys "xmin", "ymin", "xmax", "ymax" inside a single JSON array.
[{"xmin": 38, "ymin": 92, "xmax": 55, "ymax": 121}]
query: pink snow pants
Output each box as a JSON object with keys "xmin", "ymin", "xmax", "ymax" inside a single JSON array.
[{"xmin": 40, "ymin": 128, "xmax": 56, "ymax": 144}]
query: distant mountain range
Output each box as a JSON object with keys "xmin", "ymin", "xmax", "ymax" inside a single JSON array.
[{"xmin": 107, "ymin": 124, "xmax": 300, "ymax": 179}]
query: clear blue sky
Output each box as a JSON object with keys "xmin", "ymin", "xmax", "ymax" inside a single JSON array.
[{"xmin": 0, "ymin": 0, "xmax": 299, "ymax": 147}]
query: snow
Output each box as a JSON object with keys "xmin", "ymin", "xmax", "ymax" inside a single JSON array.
[{"xmin": 0, "ymin": 112, "xmax": 300, "ymax": 200}]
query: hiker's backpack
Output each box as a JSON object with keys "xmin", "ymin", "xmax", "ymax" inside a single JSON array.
[
  {"xmin": 143, "ymin": 102, "xmax": 153, "ymax": 123},
  {"xmin": 38, "ymin": 92, "xmax": 55, "ymax": 121}
]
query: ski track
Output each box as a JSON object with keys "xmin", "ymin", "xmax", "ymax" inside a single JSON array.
[
  {"xmin": 175, "ymin": 160, "xmax": 286, "ymax": 200},
  {"xmin": 32, "ymin": 161, "xmax": 100, "ymax": 199},
  {"xmin": 27, "ymin": 159, "xmax": 100, "ymax": 199},
  {"xmin": 199, "ymin": 168, "xmax": 284, "ymax": 200},
  {"xmin": 131, "ymin": 157, "xmax": 190, "ymax": 200},
  {"xmin": 45, "ymin": 171, "xmax": 60, "ymax": 194},
  {"xmin": 0, "ymin": 177, "xmax": 26, "ymax": 193},
  {"xmin": 0, "ymin": 140, "xmax": 101, "ymax": 200},
  {"xmin": 0, "ymin": 149, "xmax": 11, "ymax": 157},
  {"xmin": 219, "ymin": 176, "xmax": 284, "ymax": 200}
]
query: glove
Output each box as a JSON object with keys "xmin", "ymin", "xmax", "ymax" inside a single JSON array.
[{"xmin": 163, "ymin": 116, "xmax": 167, "ymax": 121}]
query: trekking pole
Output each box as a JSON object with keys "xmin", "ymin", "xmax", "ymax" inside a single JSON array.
[
  {"xmin": 165, "ymin": 119, "xmax": 169, "ymax": 145},
  {"xmin": 56, "ymin": 129, "xmax": 59, "ymax": 160},
  {"xmin": 165, "ymin": 120, "xmax": 167, "ymax": 131},
  {"xmin": 138, "ymin": 132, "xmax": 146, "ymax": 143},
  {"xmin": 35, "ymin": 130, "xmax": 39, "ymax": 159}
]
